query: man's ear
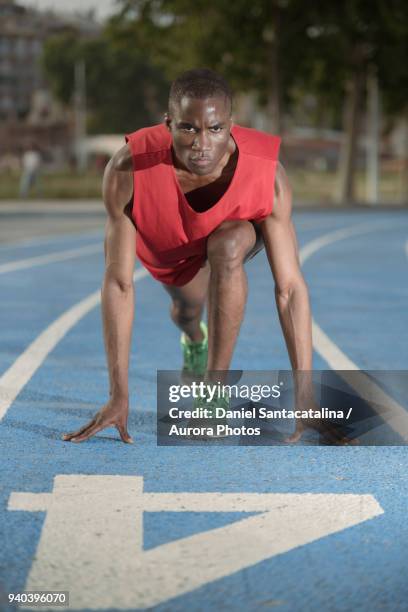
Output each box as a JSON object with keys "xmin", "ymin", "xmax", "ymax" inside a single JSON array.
[{"xmin": 164, "ymin": 113, "xmax": 172, "ymax": 131}]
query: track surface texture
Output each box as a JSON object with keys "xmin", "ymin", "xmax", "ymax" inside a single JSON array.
[{"xmin": 0, "ymin": 203, "xmax": 407, "ymax": 612}]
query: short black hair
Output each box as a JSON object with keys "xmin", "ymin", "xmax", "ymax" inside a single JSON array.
[{"xmin": 168, "ymin": 68, "xmax": 232, "ymax": 114}]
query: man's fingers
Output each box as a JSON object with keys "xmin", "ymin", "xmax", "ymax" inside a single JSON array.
[
  {"xmin": 116, "ymin": 423, "xmax": 134, "ymax": 444},
  {"xmin": 285, "ymin": 423, "xmax": 304, "ymax": 443},
  {"xmin": 320, "ymin": 423, "xmax": 353, "ymax": 446},
  {"xmin": 284, "ymin": 417, "xmax": 359, "ymax": 446},
  {"xmin": 285, "ymin": 431, "xmax": 303, "ymax": 444},
  {"xmin": 321, "ymin": 422, "xmax": 360, "ymax": 446},
  {"xmin": 62, "ymin": 411, "xmax": 133, "ymax": 444},
  {"xmin": 285, "ymin": 419, "xmax": 305, "ymax": 444},
  {"xmin": 70, "ymin": 421, "xmax": 107, "ymax": 443},
  {"xmin": 314, "ymin": 421, "xmax": 359, "ymax": 446},
  {"xmin": 62, "ymin": 418, "xmax": 97, "ymax": 441}
]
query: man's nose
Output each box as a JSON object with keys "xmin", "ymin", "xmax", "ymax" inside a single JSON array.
[{"xmin": 192, "ymin": 131, "xmax": 211, "ymax": 151}]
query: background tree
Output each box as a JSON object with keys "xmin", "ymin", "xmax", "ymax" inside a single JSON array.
[
  {"xmin": 115, "ymin": 0, "xmax": 408, "ymax": 203},
  {"xmin": 114, "ymin": 0, "xmax": 312, "ymax": 133},
  {"xmin": 293, "ymin": 1, "xmax": 408, "ymax": 202},
  {"xmin": 42, "ymin": 26, "xmax": 169, "ymax": 134},
  {"xmin": 43, "ymin": 1, "xmax": 408, "ymax": 202}
]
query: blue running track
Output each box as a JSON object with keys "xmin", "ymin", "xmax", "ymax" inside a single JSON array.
[{"xmin": 0, "ymin": 207, "xmax": 407, "ymax": 611}]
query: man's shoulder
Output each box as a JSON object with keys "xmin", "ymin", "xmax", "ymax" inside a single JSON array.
[
  {"xmin": 125, "ymin": 123, "xmax": 171, "ymax": 155},
  {"xmin": 123, "ymin": 124, "xmax": 171, "ymax": 171},
  {"xmin": 233, "ymin": 124, "xmax": 281, "ymax": 161}
]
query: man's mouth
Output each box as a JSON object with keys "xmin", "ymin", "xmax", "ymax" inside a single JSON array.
[{"xmin": 190, "ymin": 157, "xmax": 212, "ymax": 166}]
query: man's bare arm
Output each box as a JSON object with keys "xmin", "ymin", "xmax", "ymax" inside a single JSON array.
[
  {"xmin": 102, "ymin": 145, "xmax": 135, "ymax": 401},
  {"xmin": 260, "ymin": 162, "xmax": 313, "ymax": 377},
  {"xmin": 62, "ymin": 144, "xmax": 136, "ymax": 443},
  {"xmin": 261, "ymin": 167, "xmax": 356, "ymax": 446}
]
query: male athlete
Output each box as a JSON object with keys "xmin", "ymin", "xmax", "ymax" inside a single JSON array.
[{"xmin": 62, "ymin": 68, "xmax": 316, "ymax": 444}]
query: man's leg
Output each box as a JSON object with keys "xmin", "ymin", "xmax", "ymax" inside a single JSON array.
[
  {"xmin": 162, "ymin": 264, "xmax": 210, "ymax": 342},
  {"xmin": 162, "ymin": 220, "xmax": 262, "ymax": 367},
  {"xmin": 206, "ymin": 220, "xmax": 259, "ymax": 376},
  {"xmin": 163, "ymin": 221, "xmax": 261, "ymax": 439}
]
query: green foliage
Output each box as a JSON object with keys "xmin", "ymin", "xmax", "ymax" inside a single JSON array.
[
  {"xmin": 114, "ymin": 0, "xmax": 408, "ymax": 127},
  {"xmin": 42, "ymin": 24, "xmax": 170, "ymax": 133},
  {"xmin": 42, "ymin": 31, "xmax": 79, "ymax": 104},
  {"xmin": 42, "ymin": 1, "xmax": 408, "ymax": 134},
  {"xmin": 114, "ymin": 0, "xmax": 300, "ymax": 104}
]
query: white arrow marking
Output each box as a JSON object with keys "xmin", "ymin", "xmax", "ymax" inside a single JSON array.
[{"xmin": 8, "ymin": 475, "xmax": 383, "ymax": 610}]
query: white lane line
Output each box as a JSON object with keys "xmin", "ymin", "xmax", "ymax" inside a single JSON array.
[
  {"xmin": 0, "ymin": 243, "xmax": 103, "ymax": 274},
  {"xmin": 0, "ymin": 201, "xmax": 102, "ymax": 213},
  {"xmin": 0, "ymin": 219, "xmax": 405, "ymax": 433},
  {"xmin": 405, "ymin": 239, "xmax": 408, "ymax": 258},
  {"xmin": 9, "ymin": 475, "xmax": 383, "ymax": 610},
  {"xmin": 0, "ymin": 229, "xmax": 103, "ymax": 251},
  {"xmin": 0, "ymin": 268, "xmax": 148, "ymax": 421},
  {"xmin": 300, "ymin": 222, "xmax": 408, "ymax": 439},
  {"xmin": 299, "ymin": 221, "xmax": 402, "ymax": 369},
  {"xmin": 299, "ymin": 223, "xmax": 385, "ymax": 267}
]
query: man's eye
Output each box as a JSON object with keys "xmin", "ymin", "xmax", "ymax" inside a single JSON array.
[
  {"xmin": 210, "ymin": 126, "xmax": 222, "ymax": 132},
  {"xmin": 181, "ymin": 127, "xmax": 195, "ymax": 133}
]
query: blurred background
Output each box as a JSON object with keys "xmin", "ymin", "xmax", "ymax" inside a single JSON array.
[{"xmin": 0, "ymin": 0, "xmax": 407, "ymax": 205}]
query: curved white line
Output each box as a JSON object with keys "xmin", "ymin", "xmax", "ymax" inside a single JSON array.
[
  {"xmin": 300, "ymin": 224, "xmax": 382, "ymax": 370},
  {"xmin": 0, "ymin": 268, "xmax": 148, "ymax": 420},
  {"xmin": 300, "ymin": 222, "xmax": 408, "ymax": 440},
  {"xmin": 300, "ymin": 224, "xmax": 384, "ymax": 268},
  {"xmin": 0, "ymin": 220, "xmax": 406, "ymax": 435},
  {"xmin": 299, "ymin": 222, "xmax": 403, "ymax": 368},
  {"xmin": 0, "ymin": 243, "xmax": 103, "ymax": 275}
]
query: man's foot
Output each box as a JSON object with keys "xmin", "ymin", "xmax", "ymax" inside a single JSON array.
[
  {"xmin": 181, "ymin": 321, "xmax": 208, "ymax": 383},
  {"xmin": 187, "ymin": 389, "xmax": 230, "ymax": 440}
]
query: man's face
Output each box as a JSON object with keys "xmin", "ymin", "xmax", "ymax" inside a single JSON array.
[{"xmin": 166, "ymin": 96, "xmax": 232, "ymax": 176}]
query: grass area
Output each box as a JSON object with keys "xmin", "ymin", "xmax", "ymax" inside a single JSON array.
[
  {"xmin": 0, "ymin": 171, "xmax": 102, "ymax": 200},
  {"xmin": 287, "ymin": 167, "xmax": 405, "ymax": 204},
  {"xmin": 0, "ymin": 167, "xmax": 405, "ymax": 203}
]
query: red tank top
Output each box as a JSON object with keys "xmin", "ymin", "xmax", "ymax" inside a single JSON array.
[{"xmin": 125, "ymin": 123, "xmax": 281, "ymax": 286}]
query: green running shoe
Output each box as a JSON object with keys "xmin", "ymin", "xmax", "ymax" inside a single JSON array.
[
  {"xmin": 181, "ymin": 321, "xmax": 208, "ymax": 382},
  {"xmin": 188, "ymin": 389, "xmax": 230, "ymax": 439},
  {"xmin": 193, "ymin": 389, "xmax": 229, "ymax": 418}
]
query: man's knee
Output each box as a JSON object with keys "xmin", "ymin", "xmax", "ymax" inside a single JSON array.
[{"xmin": 207, "ymin": 221, "xmax": 255, "ymax": 267}]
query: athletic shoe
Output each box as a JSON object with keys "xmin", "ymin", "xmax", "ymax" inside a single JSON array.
[
  {"xmin": 181, "ymin": 321, "xmax": 208, "ymax": 382},
  {"xmin": 188, "ymin": 388, "xmax": 230, "ymax": 440},
  {"xmin": 193, "ymin": 388, "xmax": 229, "ymax": 416}
]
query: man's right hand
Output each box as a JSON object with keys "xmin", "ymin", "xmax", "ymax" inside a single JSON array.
[
  {"xmin": 62, "ymin": 399, "xmax": 133, "ymax": 444},
  {"xmin": 63, "ymin": 146, "xmax": 136, "ymax": 446}
]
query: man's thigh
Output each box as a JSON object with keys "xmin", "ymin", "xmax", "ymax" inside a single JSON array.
[{"xmin": 161, "ymin": 219, "xmax": 264, "ymax": 299}]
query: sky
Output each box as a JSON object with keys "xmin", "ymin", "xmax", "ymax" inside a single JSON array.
[{"xmin": 17, "ymin": 0, "xmax": 119, "ymax": 21}]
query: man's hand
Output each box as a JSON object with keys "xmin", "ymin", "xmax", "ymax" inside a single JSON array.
[
  {"xmin": 285, "ymin": 396, "xmax": 359, "ymax": 446},
  {"xmin": 62, "ymin": 399, "xmax": 133, "ymax": 444}
]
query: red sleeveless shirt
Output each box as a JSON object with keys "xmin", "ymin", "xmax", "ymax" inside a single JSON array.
[{"xmin": 125, "ymin": 123, "xmax": 281, "ymax": 286}]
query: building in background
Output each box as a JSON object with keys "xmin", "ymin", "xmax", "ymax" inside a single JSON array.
[{"xmin": 0, "ymin": 0, "xmax": 99, "ymax": 160}]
